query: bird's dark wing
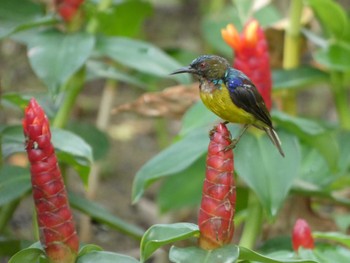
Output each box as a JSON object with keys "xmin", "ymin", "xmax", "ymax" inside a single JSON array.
[{"xmin": 225, "ymin": 73, "xmax": 272, "ymax": 127}]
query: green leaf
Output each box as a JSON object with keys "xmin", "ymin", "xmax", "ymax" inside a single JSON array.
[
  {"xmin": 169, "ymin": 244, "xmax": 239, "ymax": 263},
  {"xmin": 272, "ymin": 67, "xmax": 329, "ymax": 91},
  {"xmin": 27, "ymin": 29, "xmax": 95, "ymax": 95},
  {"xmin": 132, "ymin": 128, "xmax": 208, "ymax": 203},
  {"xmin": 67, "ymin": 122, "xmax": 110, "ymax": 161},
  {"xmin": 140, "ymin": 223, "xmax": 199, "ymax": 262},
  {"xmin": 86, "ymin": 60, "xmax": 145, "ymax": 88},
  {"xmin": 201, "ymin": 6, "xmax": 239, "ymax": 58},
  {"xmin": 313, "ymin": 232, "xmax": 350, "ymax": 247},
  {"xmin": 69, "ymin": 192, "xmax": 144, "ymax": 240},
  {"xmin": 239, "ymin": 246, "xmax": 318, "ymax": 263},
  {"xmin": 77, "ymin": 251, "xmax": 139, "ymax": 263},
  {"xmin": 78, "ymin": 244, "xmax": 103, "ymax": 257},
  {"xmin": 96, "ymin": 0, "xmax": 152, "ymax": 37},
  {"xmin": 180, "ymin": 101, "xmax": 218, "ymax": 136},
  {"xmin": 51, "ymin": 128, "xmax": 93, "ymax": 185},
  {"xmin": 0, "ymin": 239, "xmax": 21, "ymax": 257},
  {"xmin": 0, "ymin": 165, "xmax": 31, "ymax": 206},
  {"xmin": 157, "ymin": 156, "xmax": 205, "ymax": 213},
  {"xmin": 0, "ymin": 0, "xmax": 53, "ymax": 38},
  {"xmin": 1, "ymin": 125, "xmax": 93, "ymax": 185},
  {"xmin": 273, "ymin": 110, "xmax": 339, "ymax": 171},
  {"xmin": 95, "ymin": 36, "xmax": 190, "ymax": 83},
  {"xmin": 8, "ymin": 248, "xmax": 45, "ymax": 263},
  {"xmin": 305, "ymin": 0, "xmax": 348, "ymax": 40},
  {"xmin": 313, "ymin": 245, "xmax": 350, "ymax": 263},
  {"xmin": 235, "ymin": 130, "xmax": 301, "ymax": 216},
  {"xmin": 314, "ymin": 42, "xmax": 350, "ymax": 71}
]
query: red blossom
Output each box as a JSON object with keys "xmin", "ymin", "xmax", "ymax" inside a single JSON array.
[
  {"xmin": 222, "ymin": 20, "xmax": 272, "ymax": 110},
  {"xmin": 55, "ymin": 0, "xmax": 84, "ymax": 22},
  {"xmin": 23, "ymin": 98, "xmax": 79, "ymax": 263},
  {"xmin": 292, "ymin": 219, "xmax": 315, "ymax": 251},
  {"xmin": 198, "ymin": 123, "xmax": 236, "ymax": 250}
]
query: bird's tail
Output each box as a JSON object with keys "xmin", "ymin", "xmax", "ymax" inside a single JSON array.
[{"xmin": 264, "ymin": 127, "xmax": 285, "ymax": 157}]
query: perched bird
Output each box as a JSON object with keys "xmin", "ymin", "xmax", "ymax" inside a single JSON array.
[{"xmin": 171, "ymin": 55, "xmax": 284, "ymax": 157}]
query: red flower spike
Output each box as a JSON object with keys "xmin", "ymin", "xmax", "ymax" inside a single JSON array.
[
  {"xmin": 55, "ymin": 0, "xmax": 84, "ymax": 22},
  {"xmin": 292, "ymin": 219, "xmax": 315, "ymax": 252},
  {"xmin": 198, "ymin": 123, "xmax": 236, "ymax": 250},
  {"xmin": 23, "ymin": 98, "xmax": 79, "ymax": 263},
  {"xmin": 221, "ymin": 20, "xmax": 272, "ymax": 110}
]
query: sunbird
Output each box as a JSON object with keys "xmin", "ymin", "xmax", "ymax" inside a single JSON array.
[{"xmin": 171, "ymin": 55, "xmax": 284, "ymax": 157}]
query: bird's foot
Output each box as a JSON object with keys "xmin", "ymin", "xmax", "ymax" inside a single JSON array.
[{"xmin": 222, "ymin": 139, "xmax": 237, "ymax": 152}]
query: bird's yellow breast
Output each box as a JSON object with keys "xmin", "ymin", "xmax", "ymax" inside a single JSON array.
[{"xmin": 200, "ymin": 83, "xmax": 256, "ymax": 124}]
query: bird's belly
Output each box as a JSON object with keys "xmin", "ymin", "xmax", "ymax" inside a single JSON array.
[{"xmin": 200, "ymin": 88, "xmax": 255, "ymax": 124}]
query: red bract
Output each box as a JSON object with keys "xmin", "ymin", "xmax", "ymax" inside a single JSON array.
[
  {"xmin": 23, "ymin": 98, "xmax": 79, "ymax": 263},
  {"xmin": 55, "ymin": 0, "xmax": 84, "ymax": 22},
  {"xmin": 292, "ymin": 219, "xmax": 315, "ymax": 251},
  {"xmin": 222, "ymin": 20, "xmax": 272, "ymax": 110},
  {"xmin": 198, "ymin": 123, "xmax": 236, "ymax": 250}
]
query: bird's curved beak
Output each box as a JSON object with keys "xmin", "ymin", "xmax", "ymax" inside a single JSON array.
[{"xmin": 170, "ymin": 66, "xmax": 196, "ymax": 75}]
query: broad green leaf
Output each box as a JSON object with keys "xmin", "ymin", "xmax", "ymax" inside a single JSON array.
[
  {"xmin": 69, "ymin": 192, "xmax": 144, "ymax": 240},
  {"xmin": 51, "ymin": 128, "xmax": 93, "ymax": 185},
  {"xmin": 96, "ymin": 0, "xmax": 152, "ymax": 37},
  {"xmin": 299, "ymin": 146, "xmax": 331, "ymax": 188},
  {"xmin": 272, "ymin": 67, "xmax": 329, "ymax": 91},
  {"xmin": 2, "ymin": 125, "xmax": 93, "ymax": 185},
  {"xmin": 337, "ymin": 131, "xmax": 350, "ymax": 176},
  {"xmin": 0, "ymin": 165, "xmax": 31, "ymax": 206},
  {"xmin": 78, "ymin": 244, "xmax": 103, "ymax": 257},
  {"xmin": 169, "ymin": 244, "xmax": 239, "ymax": 263},
  {"xmin": 132, "ymin": 128, "xmax": 208, "ymax": 203},
  {"xmin": 77, "ymin": 251, "xmax": 139, "ymax": 263},
  {"xmin": 1, "ymin": 93, "xmax": 31, "ymax": 110},
  {"xmin": 0, "ymin": 239, "xmax": 21, "ymax": 257},
  {"xmin": 273, "ymin": 110, "xmax": 339, "ymax": 171},
  {"xmin": 140, "ymin": 223, "xmax": 199, "ymax": 262},
  {"xmin": 313, "ymin": 245, "xmax": 350, "ymax": 263},
  {"xmin": 239, "ymin": 246, "xmax": 318, "ymax": 263},
  {"xmin": 0, "ymin": 0, "xmax": 53, "ymax": 38},
  {"xmin": 8, "ymin": 248, "xmax": 45, "ymax": 263},
  {"xmin": 313, "ymin": 232, "xmax": 350, "ymax": 247},
  {"xmin": 68, "ymin": 122, "xmax": 110, "ymax": 161},
  {"xmin": 27, "ymin": 30, "xmax": 95, "ymax": 95},
  {"xmin": 235, "ymin": 130, "xmax": 301, "ymax": 216},
  {"xmin": 157, "ymin": 156, "xmax": 206, "ymax": 213},
  {"xmin": 95, "ymin": 36, "xmax": 190, "ymax": 83},
  {"xmin": 180, "ymin": 101, "xmax": 218, "ymax": 136},
  {"xmin": 314, "ymin": 42, "xmax": 350, "ymax": 71},
  {"xmin": 305, "ymin": 0, "xmax": 348, "ymax": 40},
  {"xmin": 201, "ymin": 6, "xmax": 239, "ymax": 58},
  {"xmin": 86, "ymin": 60, "xmax": 145, "ymax": 88}
]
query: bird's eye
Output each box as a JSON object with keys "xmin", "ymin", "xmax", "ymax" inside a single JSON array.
[{"xmin": 199, "ymin": 62, "xmax": 206, "ymax": 69}]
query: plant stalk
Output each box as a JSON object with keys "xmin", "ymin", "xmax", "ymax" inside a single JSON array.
[
  {"xmin": 53, "ymin": 68, "xmax": 85, "ymax": 128},
  {"xmin": 331, "ymin": 71, "xmax": 350, "ymax": 130},
  {"xmin": 80, "ymin": 79, "xmax": 117, "ymax": 242},
  {"xmin": 239, "ymin": 192, "xmax": 263, "ymax": 249},
  {"xmin": 282, "ymin": 0, "xmax": 303, "ymax": 115}
]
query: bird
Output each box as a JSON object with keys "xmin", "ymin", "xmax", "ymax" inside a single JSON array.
[{"xmin": 171, "ymin": 55, "xmax": 284, "ymax": 157}]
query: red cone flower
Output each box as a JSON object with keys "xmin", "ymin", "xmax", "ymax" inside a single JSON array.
[
  {"xmin": 222, "ymin": 20, "xmax": 272, "ymax": 110},
  {"xmin": 23, "ymin": 98, "xmax": 79, "ymax": 263},
  {"xmin": 292, "ymin": 219, "xmax": 315, "ymax": 252},
  {"xmin": 55, "ymin": 0, "xmax": 84, "ymax": 22},
  {"xmin": 198, "ymin": 123, "xmax": 236, "ymax": 250}
]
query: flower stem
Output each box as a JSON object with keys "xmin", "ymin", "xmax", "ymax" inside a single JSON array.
[
  {"xmin": 331, "ymin": 71, "xmax": 350, "ymax": 130},
  {"xmin": 282, "ymin": 0, "xmax": 303, "ymax": 115},
  {"xmin": 239, "ymin": 192, "xmax": 263, "ymax": 249},
  {"xmin": 53, "ymin": 68, "xmax": 85, "ymax": 128}
]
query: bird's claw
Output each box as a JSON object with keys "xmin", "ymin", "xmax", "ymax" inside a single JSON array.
[{"xmin": 222, "ymin": 139, "xmax": 237, "ymax": 152}]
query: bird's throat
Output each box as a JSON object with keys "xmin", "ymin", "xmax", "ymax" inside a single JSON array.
[{"xmin": 199, "ymin": 80, "xmax": 218, "ymax": 94}]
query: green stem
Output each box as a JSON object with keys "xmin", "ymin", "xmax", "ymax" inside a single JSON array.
[
  {"xmin": 331, "ymin": 71, "xmax": 350, "ymax": 130},
  {"xmin": 282, "ymin": 0, "xmax": 303, "ymax": 115},
  {"xmin": 52, "ymin": 68, "xmax": 85, "ymax": 128},
  {"xmin": 86, "ymin": 0, "xmax": 112, "ymax": 34},
  {"xmin": 239, "ymin": 191, "xmax": 263, "ymax": 249}
]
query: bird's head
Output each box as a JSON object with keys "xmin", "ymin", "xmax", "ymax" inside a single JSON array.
[{"xmin": 171, "ymin": 55, "xmax": 230, "ymax": 81}]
